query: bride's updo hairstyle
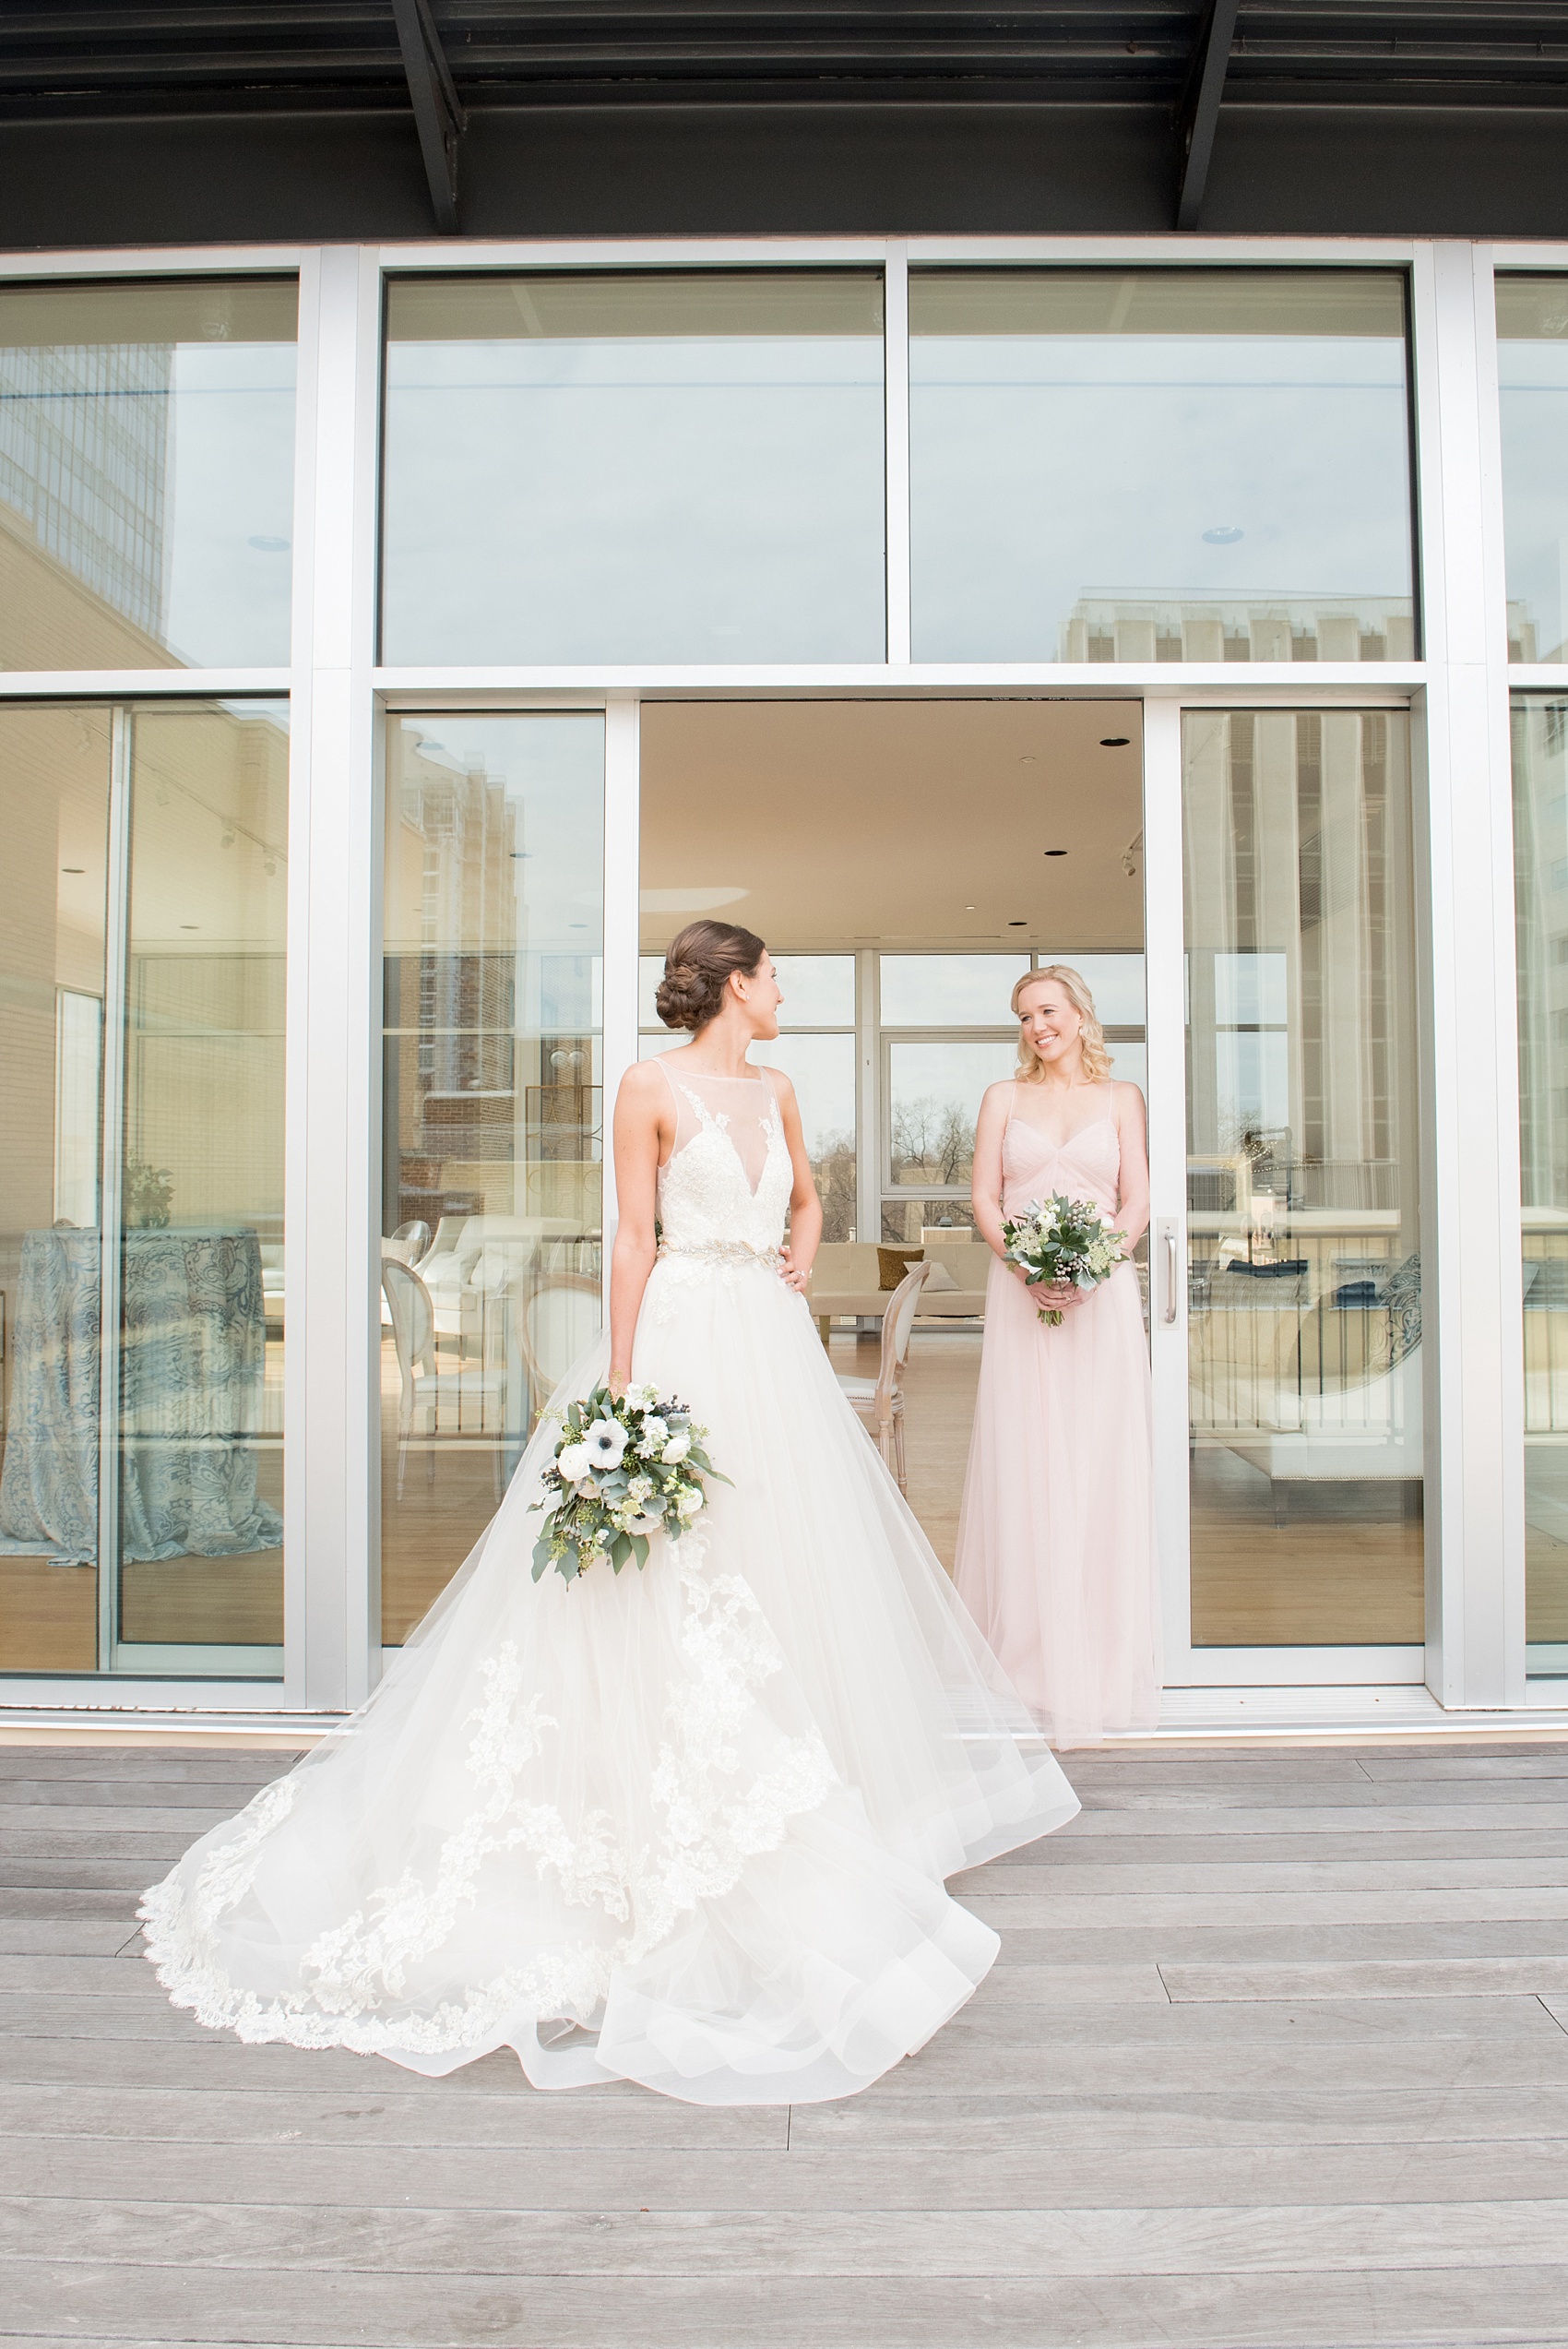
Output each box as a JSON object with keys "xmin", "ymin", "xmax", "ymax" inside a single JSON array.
[
  {"xmin": 656, "ymin": 919, "xmax": 768, "ymax": 1031},
  {"xmin": 1013, "ymin": 964, "xmax": 1113, "ymax": 1084}
]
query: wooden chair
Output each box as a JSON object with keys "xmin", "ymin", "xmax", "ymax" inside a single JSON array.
[
  {"xmin": 516, "ymin": 1268, "xmax": 603, "ymax": 1434},
  {"xmin": 381, "ymin": 1257, "xmax": 509, "ymax": 1499},
  {"xmin": 834, "ymin": 1258, "xmax": 931, "ymax": 1492}
]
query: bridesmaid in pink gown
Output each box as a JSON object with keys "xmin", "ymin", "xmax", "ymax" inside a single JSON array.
[{"xmin": 955, "ymin": 965, "xmax": 1160, "ymax": 1748}]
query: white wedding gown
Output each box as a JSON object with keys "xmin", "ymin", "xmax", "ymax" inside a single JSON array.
[{"xmin": 140, "ymin": 1060, "xmax": 1079, "ymax": 2105}]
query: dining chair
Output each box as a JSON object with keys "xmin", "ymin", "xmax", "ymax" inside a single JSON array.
[
  {"xmin": 835, "ymin": 1258, "xmax": 932, "ymax": 1492},
  {"xmin": 516, "ymin": 1269, "xmax": 603, "ymax": 1433},
  {"xmin": 381, "ymin": 1257, "xmax": 509, "ymax": 1499}
]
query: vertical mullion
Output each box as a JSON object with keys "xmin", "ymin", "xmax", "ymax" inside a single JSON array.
[
  {"xmin": 96, "ymin": 707, "xmax": 133, "ymax": 1673},
  {"xmin": 856, "ymin": 949, "xmax": 880, "ymax": 1243},
  {"xmin": 1410, "ymin": 239, "xmax": 1526, "ymax": 1709},
  {"xmin": 290, "ymin": 243, "xmax": 383, "ymax": 1714},
  {"xmin": 1142, "ymin": 697, "xmax": 1192, "ymax": 1685},
  {"xmin": 280, "ymin": 246, "xmax": 320, "ymax": 1711},
  {"xmin": 884, "ymin": 244, "xmax": 912, "ymax": 669},
  {"xmin": 600, "ymin": 694, "xmax": 641, "ymax": 1304}
]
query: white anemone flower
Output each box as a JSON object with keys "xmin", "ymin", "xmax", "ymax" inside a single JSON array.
[
  {"xmin": 584, "ymin": 1418, "xmax": 628, "ymax": 1470},
  {"xmin": 628, "ymin": 1511, "xmax": 663, "ymax": 1537},
  {"xmin": 556, "ymin": 1440, "xmax": 589, "ymax": 1482},
  {"xmin": 662, "ymin": 1431, "xmax": 692, "ymax": 1464}
]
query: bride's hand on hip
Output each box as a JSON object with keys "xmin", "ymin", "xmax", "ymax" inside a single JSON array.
[{"xmin": 778, "ymin": 1246, "xmax": 810, "ymax": 1295}]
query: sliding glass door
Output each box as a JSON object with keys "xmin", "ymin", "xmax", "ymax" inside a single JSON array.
[
  {"xmin": 0, "ymin": 700, "xmax": 289, "ymax": 1675},
  {"xmin": 1180, "ymin": 709, "xmax": 1424, "ymax": 1658}
]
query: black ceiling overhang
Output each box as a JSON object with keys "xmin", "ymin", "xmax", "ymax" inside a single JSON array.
[{"xmin": 6, "ymin": 3, "xmax": 1568, "ymax": 234}]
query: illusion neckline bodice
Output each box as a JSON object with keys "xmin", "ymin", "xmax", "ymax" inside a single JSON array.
[{"xmin": 654, "ymin": 1056, "xmax": 792, "ymax": 1254}]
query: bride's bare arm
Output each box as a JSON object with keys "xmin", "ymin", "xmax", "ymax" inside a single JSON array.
[
  {"xmin": 1114, "ymin": 1081, "xmax": 1151, "ymax": 1249},
  {"xmin": 608, "ymin": 1062, "xmax": 669, "ymax": 1391},
  {"xmin": 773, "ymin": 1071, "xmax": 822, "ymax": 1294}
]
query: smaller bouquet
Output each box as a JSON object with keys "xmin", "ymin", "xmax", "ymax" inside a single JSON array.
[
  {"xmin": 530, "ymin": 1382, "xmax": 729, "ymax": 1585},
  {"xmin": 1002, "ymin": 1193, "xmax": 1130, "ymax": 1326}
]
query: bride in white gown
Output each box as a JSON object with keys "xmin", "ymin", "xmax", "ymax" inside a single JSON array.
[{"xmin": 140, "ymin": 920, "xmax": 1079, "ymax": 2105}]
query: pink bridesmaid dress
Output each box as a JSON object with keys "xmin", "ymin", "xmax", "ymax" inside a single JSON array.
[{"xmin": 955, "ymin": 1093, "xmax": 1160, "ymax": 1748}]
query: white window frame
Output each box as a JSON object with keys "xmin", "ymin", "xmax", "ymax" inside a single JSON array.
[{"xmin": 0, "ymin": 230, "xmax": 1536, "ymax": 1723}]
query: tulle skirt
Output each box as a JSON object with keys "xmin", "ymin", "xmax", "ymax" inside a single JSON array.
[
  {"xmin": 139, "ymin": 1255, "xmax": 1079, "ymax": 2105},
  {"xmin": 956, "ymin": 1255, "xmax": 1160, "ymax": 1749}
]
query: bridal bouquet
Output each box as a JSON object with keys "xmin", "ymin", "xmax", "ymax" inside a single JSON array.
[
  {"xmin": 1002, "ymin": 1194, "xmax": 1130, "ymax": 1326},
  {"xmin": 530, "ymin": 1382, "xmax": 729, "ymax": 1585}
]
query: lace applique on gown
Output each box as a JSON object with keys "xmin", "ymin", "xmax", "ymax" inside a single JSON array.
[{"xmin": 138, "ymin": 1052, "xmax": 1079, "ymax": 2106}]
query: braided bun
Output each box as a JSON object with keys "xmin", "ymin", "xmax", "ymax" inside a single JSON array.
[{"xmin": 654, "ymin": 920, "xmax": 767, "ymax": 1031}]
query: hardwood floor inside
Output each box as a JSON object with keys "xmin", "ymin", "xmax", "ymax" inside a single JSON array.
[
  {"xmin": 1189, "ymin": 1445, "xmax": 1427, "ymax": 1649},
  {"xmin": 6, "ymin": 1323, "xmax": 1553, "ymax": 1672}
]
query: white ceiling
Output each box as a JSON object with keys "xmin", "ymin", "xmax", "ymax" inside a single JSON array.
[{"xmin": 639, "ymin": 699, "xmax": 1145, "ymax": 954}]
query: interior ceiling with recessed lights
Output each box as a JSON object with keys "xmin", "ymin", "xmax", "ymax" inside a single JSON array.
[{"xmin": 639, "ymin": 700, "xmax": 1144, "ymax": 953}]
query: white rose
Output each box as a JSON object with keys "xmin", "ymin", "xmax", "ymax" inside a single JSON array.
[
  {"xmin": 662, "ymin": 1431, "xmax": 691, "ymax": 1464},
  {"xmin": 556, "ymin": 1441, "xmax": 589, "ymax": 1481},
  {"xmin": 676, "ymin": 1486, "xmax": 704, "ymax": 1518}
]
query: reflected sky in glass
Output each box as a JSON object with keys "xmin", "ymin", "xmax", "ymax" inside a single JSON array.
[
  {"xmin": 383, "ymin": 274, "xmax": 885, "ymax": 665},
  {"xmin": 910, "ymin": 270, "xmax": 1414, "ymax": 663},
  {"xmin": 0, "ymin": 280, "xmax": 296, "ymax": 671},
  {"xmin": 1499, "ymin": 280, "xmax": 1568, "ymax": 664}
]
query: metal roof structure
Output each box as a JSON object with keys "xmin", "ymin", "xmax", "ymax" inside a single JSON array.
[{"xmin": 5, "ymin": 4, "xmax": 1568, "ymax": 239}]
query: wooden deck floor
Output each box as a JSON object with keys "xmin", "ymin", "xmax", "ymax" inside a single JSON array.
[{"xmin": 5, "ymin": 1738, "xmax": 1568, "ymax": 2347}]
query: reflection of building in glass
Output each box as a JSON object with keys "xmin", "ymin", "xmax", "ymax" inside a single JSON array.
[
  {"xmin": 1515, "ymin": 699, "xmax": 1568, "ymax": 1207},
  {"xmin": 387, "ymin": 743, "xmax": 602, "ymax": 1232},
  {"xmin": 1063, "ymin": 595, "xmax": 1416, "ymax": 663},
  {"xmin": 0, "ymin": 338, "xmax": 172, "ymax": 635}
]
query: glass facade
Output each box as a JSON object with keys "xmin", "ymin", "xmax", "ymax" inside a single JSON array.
[
  {"xmin": 0, "ymin": 280, "xmax": 297, "ymax": 671},
  {"xmin": 1511, "ymin": 697, "xmax": 1568, "ymax": 1675},
  {"xmin": 382, "ymin": 273, "xmax": 886, "ymax": 665},
  {"xmin": 1498, "ymin": 279, "xmax": 1568, "ymax": 665},
  {"xmin": 909, "ymin": 270, "xmax": 1415, "ymax": 664},
  {"xmin": 380, "ymin": 714, "xmax": 605, "ymax": 1642},
  {"xmin": 0, "ymin": 242, "xmax": 1551, "ymax": 1713},
  {"xmin": 1183, "ymin": 709, "xmax": 1423, "ymax": 1648},
  {"xmin": 0, "ymin": 698, "xmax": 289, "ymax": 1675}
]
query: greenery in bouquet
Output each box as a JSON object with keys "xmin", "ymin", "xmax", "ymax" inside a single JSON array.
[
  {"xmin": 1001, "ymin": 1192, "xmax": 1129, "ymax": 1326},
  {"xmin": 530, "ymin": 1382, "xmax": 729, "ymax": 1584}
]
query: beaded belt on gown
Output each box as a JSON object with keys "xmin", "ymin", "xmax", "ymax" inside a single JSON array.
[{"xmin": 657, "ymin": 1238, "xmax": 784, "ymax": 1270}]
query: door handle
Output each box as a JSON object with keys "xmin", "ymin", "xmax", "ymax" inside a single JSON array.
[{"xmin": 1159, "ymin": 1219, "xmax": 1180, "ymax": 1327}]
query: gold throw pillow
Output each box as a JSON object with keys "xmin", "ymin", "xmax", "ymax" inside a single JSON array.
[{"xmin": 877, "ymin": 1246, "xmax": 924, "ymax": 1292}]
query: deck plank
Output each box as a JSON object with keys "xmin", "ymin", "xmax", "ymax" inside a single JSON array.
[{"xmin": 5, "ymin": 1736, "xmax": 1568, "ymax": 2349}]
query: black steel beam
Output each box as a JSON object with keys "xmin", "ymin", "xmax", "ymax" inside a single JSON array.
[
  {"xmin": 1175, "ymin": 0, "xmax": 1239, "ymax": 228},
  {"xmin": 392, "ymin": 0, "xmax": 465, "ymax": 231}
]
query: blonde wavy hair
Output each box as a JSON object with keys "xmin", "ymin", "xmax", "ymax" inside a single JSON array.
[{"xmin": 1012, "ymin": 964, "xmax": 1112, "ymax": 1085}]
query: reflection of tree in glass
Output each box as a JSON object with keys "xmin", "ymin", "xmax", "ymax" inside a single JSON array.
[{"xmin": 892, "ymin": 1096, "xmax": 977, "ymax": 1187}]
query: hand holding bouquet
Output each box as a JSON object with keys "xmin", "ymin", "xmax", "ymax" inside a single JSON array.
[
  {"xmin": 531, "ymin": 1383, "xmax": 729, "ymax": 1585},
  {"xmin": 1002, "ymin": 1193, "xmax": 1130, "ymax": 1326}
]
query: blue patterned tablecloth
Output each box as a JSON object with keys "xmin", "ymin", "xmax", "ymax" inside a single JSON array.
[{"xmin": 0, "ymin": 1227, "xmax": 283, "ymax": 1566}]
